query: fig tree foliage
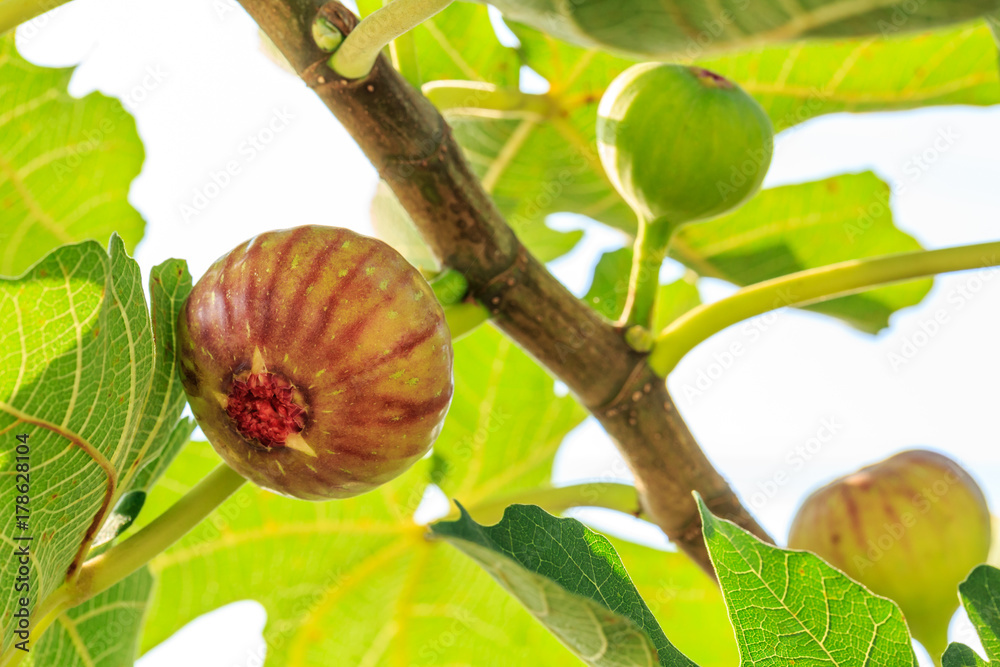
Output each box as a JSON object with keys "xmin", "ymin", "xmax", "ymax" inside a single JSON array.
[{"xmin": 2, "ymin": 2, "xmax": 1000, "ymax": 666}]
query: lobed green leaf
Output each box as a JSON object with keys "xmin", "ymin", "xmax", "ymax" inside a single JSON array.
[
  {"xmin": 485, "ymin": 0, "xmax": 1000, "ymax": 60},
  {"xmin": 697, "ymin": 494, "xmax": 918, "ymax": 666},
  {"xmin": 429, "ymin": 325, "xmax": 586, "ymax": 500},
  {"xmin": 943, "ymin": 565, "xmax": 1000, "ymax": 666},
  {"xmin": 0, "ymin": 239, "xmax": 191, "ymax": 656},
  {"xmin": 671, "ymin": 172, "xmax": 931, "ymax": 333},
  {"xmin": 432, "ymin": 504, "xmax": 696, "ymax": 666},
  {"xmin": 27, "ymin": 568, "xmax": 153, "ymax": 667},
  {"xmin": 0, "ymin": 35, "xmax": 145, "ymax": 277}
]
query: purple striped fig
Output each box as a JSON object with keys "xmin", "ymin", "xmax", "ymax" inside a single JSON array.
[
  {"xmin": 178, "ymin": 225, "xmax": 454, "ymax": 500},
  {"xmin": 788, "ymin": 450, "xmax": 991, "ymax": 659}
]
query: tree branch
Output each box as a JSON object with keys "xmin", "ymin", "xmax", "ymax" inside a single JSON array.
[{"xmin": 237, "ymin": 0, "xmax": 772, "ymax": 573}]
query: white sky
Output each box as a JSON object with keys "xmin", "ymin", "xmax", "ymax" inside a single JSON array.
[{"xmin": 15, "ymin": 0, "xmax": 1000, "ymax": 664}]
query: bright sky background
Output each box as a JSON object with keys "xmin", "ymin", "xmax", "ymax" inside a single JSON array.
[{"xmin": 15, "ymin": 0, "xmax": 1000, "ymax": 663}]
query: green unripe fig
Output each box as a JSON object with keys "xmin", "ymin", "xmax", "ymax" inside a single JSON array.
[
  {"xmin": 788, "ymin": 449, "xmax": 991, "ymax": 659},
  {"xmin": 178, "ymin": 225, "xmax": 454, "ymax": 501},
  {"xmin": 597, "ymin": 64, "xmax": 773, "ymax": 227}
]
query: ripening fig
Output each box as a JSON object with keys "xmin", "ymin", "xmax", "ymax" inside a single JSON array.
[
  {"xmin": 788, "ymin": 450, "xmax": 991, "ymax": 659},
  {"xmin": 597, "ymin": 64, "xmax": 773, "ymax": 226},
  {"xmin": 178, "ymin": 225, "xmax": 454, "ymax": 501}
]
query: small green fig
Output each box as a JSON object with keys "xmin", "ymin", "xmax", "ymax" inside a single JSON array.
[
  {"xmin": 178, "ymin": 225, "xmax": 454, "ymax": 501},
  {"xmin": 597, "ymin": 64, "xmax": 773, "ymax": 226},
  {"xmin": 788, "ymin": 450, "xmax": 991, "ymax": 659}
]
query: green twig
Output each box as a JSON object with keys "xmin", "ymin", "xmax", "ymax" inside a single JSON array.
[
  {"xmin": 452, "ymin": 482, "xmax": 642, "ymax": 526},
  {"xmin": 327, "ymin": 0, "xmax": 453, "ymax": 79},
  {"xmin": 444, "ymin": 301, "xmax": 490, "ymax": 341},
  {"xmin": 75, "ymin": 465, "xmax": 246, "ymax": 603},
  {"xmin": 621, "ymin": 217, "xmax": 677, "ymax": 330},
  {"xmin": 0, "ymin": 465, "xmax": 245, "ymax": 666},
  {"xmin": 430, "ymin": 268, "xmax": 469, "ymax": 305},
  {"xmin": 648, "ymin": 240, "xmax": 1000, "ymax": 376},
  {"xmin": 433, "ymin": 269, "xmax": 489, "ymax": 340},
  {"xmin": 0, "ymin": 0, "xmax": 70, "ymax": 35},
  {"xmin": 422, "ymin": 81, "xmax": 554, "ymax": 118}
]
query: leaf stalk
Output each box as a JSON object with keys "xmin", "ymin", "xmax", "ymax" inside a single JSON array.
[
  {"xmin": 326, "ymin": 0, "xmax": 454, "ymax": 79},
  {"xmin": 74, "ymin": 464, "xmax": 246, "ymax": 601},
  {"xmin": 421, "ymin": 81, "xmax": 555, "ymax": 118},
  {"xmin": 0, "ymin": 0, "xmax": 70, "ymax": 35},
  {"xmin": 648, "ymin": 240, "xmax": 1000, "ymax": 376},
  {"xmin": 0, "ymin": 464, "xmax": 247, "ymax": 665}
]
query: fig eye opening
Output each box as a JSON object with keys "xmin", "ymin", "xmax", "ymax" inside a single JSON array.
[{"xmin": 226, "ymin": 371, "xmax": 306, "ymax": 448}]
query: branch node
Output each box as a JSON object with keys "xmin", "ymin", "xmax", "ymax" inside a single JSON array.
[
  {"xmin": 469, "ymin": 244, "xmax": 530, "ymax": 308},
  {"xmin": 596, "ymin": 357, "xmax": 652, "ymax": 415},
  {"xmin": 379, "ymin": 120, "xmax": 451, "ymax": 172}
]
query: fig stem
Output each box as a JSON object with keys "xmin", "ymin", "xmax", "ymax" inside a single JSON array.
[
  {"xmin": 0, "ymin": 464, "xmax": 245, "ymax": 665},
  {"xmin": 81, "ymin": 466, "xmax": 245, "ymax": 605},
  {"xmin": 621, "ymin": 216, "xmax": 678, "ymax": 331},
  {"xmin": 648, "ymin": 239, "xmax": 1000, "ymax": 376},
  {"xmin": 421, "ymin": 81, "xmax": 555, "ymax": 118},
  {"xmin": 443, "ymin": 301, "xmax": 490, "ymax": 341},
  {"xmin": 326, "ymin": 0, "xmax": 454, "ymax": 80},
  {"xmin": 0, "ymin": 0, "xmax": 71, "ymax": 35},
  {"xmin": 448, "ymin": 482, "xmax": 642, "ymax": 526},
  {"xmin": 430, "ymin": 268, "xmax": 470, "ymax": 305}
]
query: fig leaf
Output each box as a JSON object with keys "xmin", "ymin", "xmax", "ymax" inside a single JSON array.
[
  {"xmin": 943, "ymin": 565, "xmax": 1000, "ymax": 666},
  {"xmin": 0, "ymin": 238, "xmax": 192, "ymax": 656},
  {"xmin": 697, "ymin": 493, "xmax": 919, "ymax": 666},
  {"xmin": 0, "ymin": 35, "xmax": 145, "ymax": 277},
  {"xmin": 487, "ymin": 0, "xmax": 1000, "ymax": 60},
  {"xmin": 30, "ymin": 568, "xmax": 154, "ymax": 667},
  {"xmin": 432, "ymin": 503, "xmax": 697, "ymax": 666}
]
